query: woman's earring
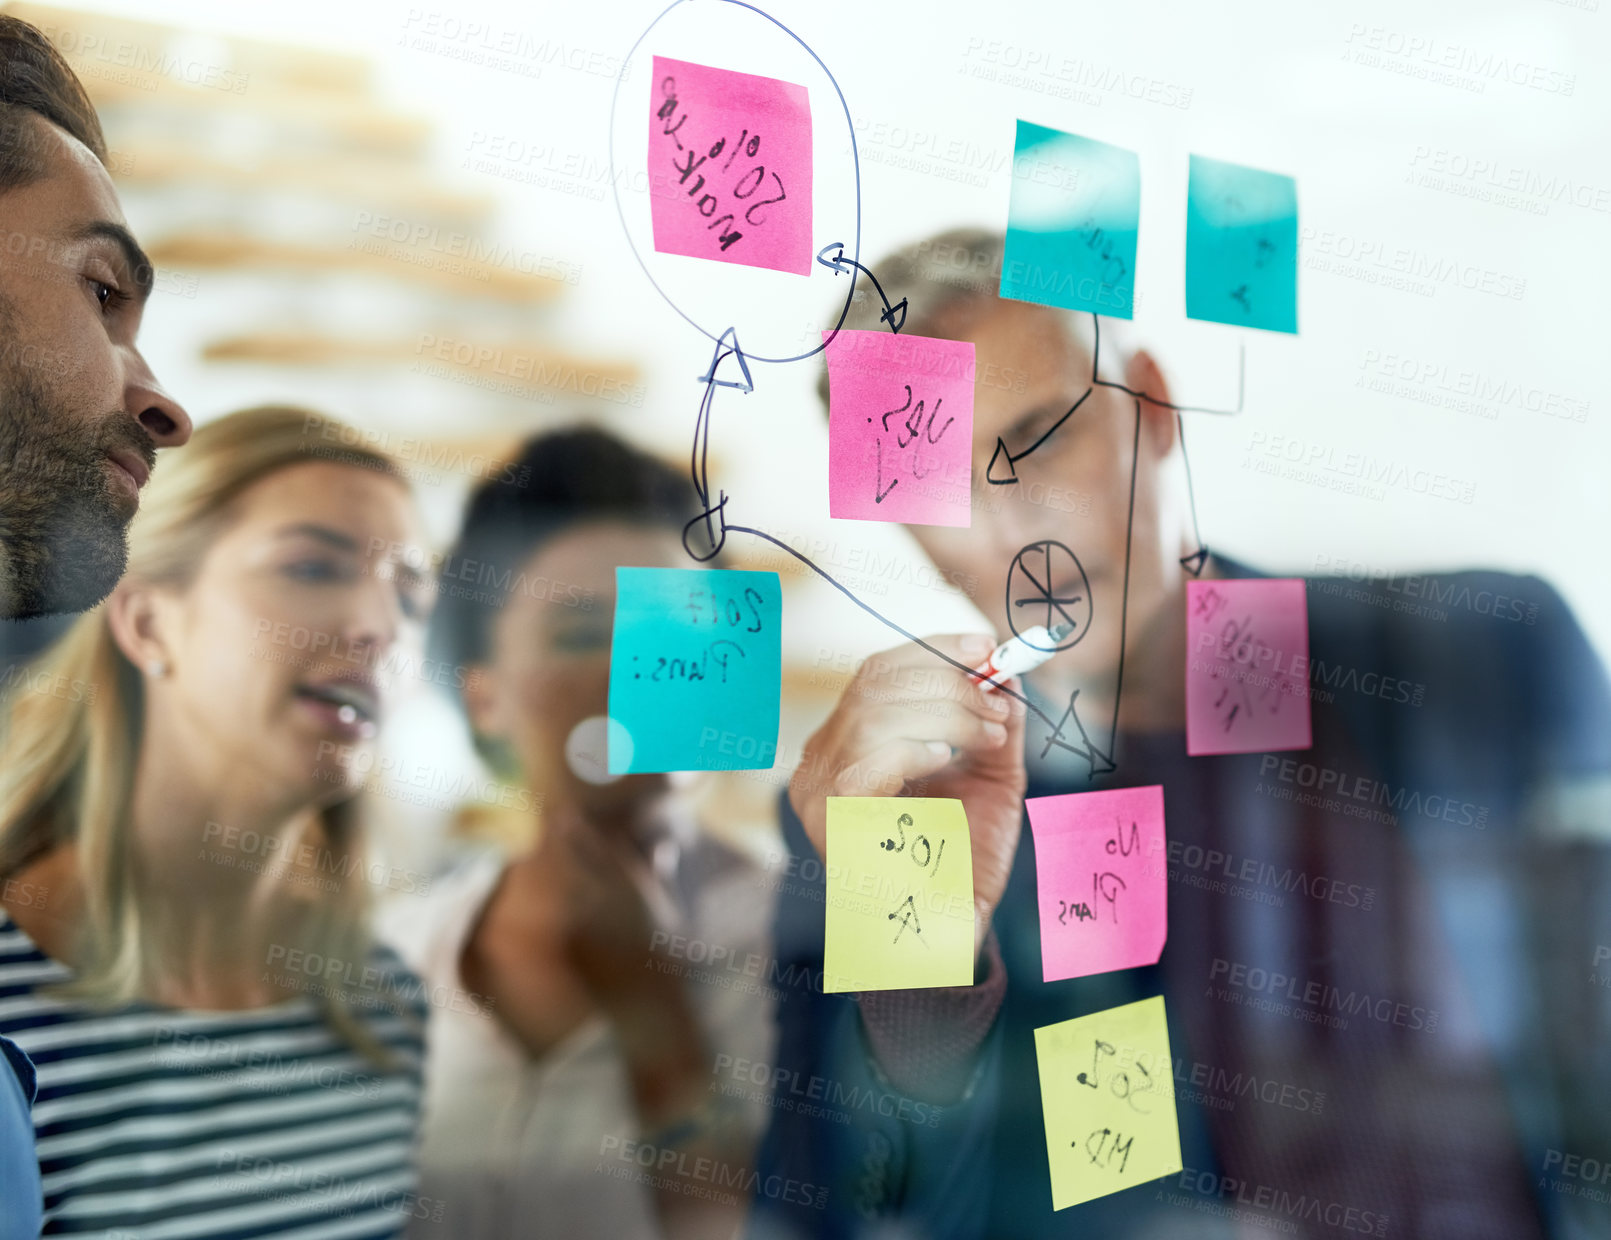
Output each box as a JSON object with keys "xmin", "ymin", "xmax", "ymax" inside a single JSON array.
[{"xmin": 145, "ymin": 659, "xmax": 168, "ymax": 679}]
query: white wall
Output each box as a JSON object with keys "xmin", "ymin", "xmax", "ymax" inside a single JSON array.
[{"xmin": 77, "ymin": 0, "xmax": 1611, "ymax": 667}]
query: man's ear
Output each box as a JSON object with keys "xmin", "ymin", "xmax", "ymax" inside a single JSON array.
[
  {"xmin": 104, "ymin": 584, "xmax": 173, "ymax": 675},
  {"xmin": 1124, "ymin": 347, "xmax": 1177, "ymax": 459}
]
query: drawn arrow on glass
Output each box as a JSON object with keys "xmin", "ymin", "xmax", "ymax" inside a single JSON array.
[
  {"xmin": 986, "ymin": 389, "xmax": 1093, "ymax": 485},
  {"xmin": 695, "ymin": 325, "xmax": 753, "ymax": 392},
  {"xmin": 815, "ymin": 242, "xmax": 907, "ymax": 333},
  {"xmin": 683, "ymin": 327, "xmax": 749, "ymax": 562},
  {"xmin": 1175, "ymin": 411, "xmax": 1209, "ymax": 576},
  {"xmin": 1039, "ymin": 688, "xmax": 1116, "ymax": 778}
]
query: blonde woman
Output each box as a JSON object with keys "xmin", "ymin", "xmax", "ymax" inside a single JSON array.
[{"xmin": 0, "ymin": 406, "xmax": 437, "ymax": 1235}]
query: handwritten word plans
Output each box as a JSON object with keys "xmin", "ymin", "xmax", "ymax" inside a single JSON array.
[
  {"xmin": 1027, "ymin": 786, "xmax": 1166, "ymax": 982},
  {"xmin": 608, "ymin": 567, "xmax": 782, "ymax": 773}
]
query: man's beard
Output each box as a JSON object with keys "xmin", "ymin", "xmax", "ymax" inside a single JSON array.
[{"xmin": 0, "ymin": 355, "xmax": 156, "ymax": 619}]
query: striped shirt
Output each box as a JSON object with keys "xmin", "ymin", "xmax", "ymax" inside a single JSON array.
[{"xmin": 0, "ymin": 913, "xmax": 429, "ymax": 1238}]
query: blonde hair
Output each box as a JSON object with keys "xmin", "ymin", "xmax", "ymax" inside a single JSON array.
[{"xmin": 0, "ymin": 405, "xmax": 410, "ymax": 1053}]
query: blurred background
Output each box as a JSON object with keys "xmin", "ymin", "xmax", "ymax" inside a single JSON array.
[{"xmin": 2, "ymin": 0, "xmax": 1606, "ymax": 871}]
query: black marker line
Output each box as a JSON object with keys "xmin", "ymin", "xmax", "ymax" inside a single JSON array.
[
  {"xmin": 816, "ymin": 242, "xmax": 907, "ymax": 333},
  {"xmin": 988, "ymin": 312, "xmax": 1242, "ymax": 482},
  {"xmin": 1106, "ymin": 398, "xmax": 1141, "ymax": 775},
  {"xmin": 986, "ymin": 388, "xmax": 1093, "ymax": 485},
  {"xmin": 1039, "ymin": 689, "xmax": 1113, "ymax": 775},
  {"xmin": 690, "ymin": 362, "xmax": 714, "ymax": 507},
  {"xmin": 690, "ymin": 344, "xmax": 1129, "ymax": 773},
  {"xmin": 1090, "ymin": 312, "xmax": 1245, "ymax": 416},
  {"xmin": 1177, "ymin": 410, "xmax": 1209, "ymax": 576},
  {"xmin": 725, "ymin": 522, "xmax": 1056, "ymax": 731},
  {"xmin": 699, "ymin": 349, "xmax": 1112, "ymax": 769},
  {"xmin": 623, "ymin": 3, "xmax": 1132, "ymax": 779},
  {"xmin": 1015, "ymin": 388, "xmax": 1093, "ymax": 463},
  {"xmin": 684, "ymin": 331, "xmax": 748, "ymax": 561}
]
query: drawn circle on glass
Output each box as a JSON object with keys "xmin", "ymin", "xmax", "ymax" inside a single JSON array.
[
  {"xmin": 1005, "ymin": 541, "xmax": 1093, "ymax": 651},
  {"xmin": 607, "ymin": 0, "xmax": 864, "ymax": 365}
]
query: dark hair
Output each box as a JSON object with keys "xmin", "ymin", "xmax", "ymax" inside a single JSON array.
[
  {"xmin": 0, "ymin": 17, "xmax": 107, "ymax": 194},
  {"xmin": 428, "ymin": 426, "xmax": 692, "ymax": 683}
]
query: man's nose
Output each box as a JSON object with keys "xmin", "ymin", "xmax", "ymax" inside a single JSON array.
[
  {"xmin": 123, "ymin": 350, "xmax": 192, "ymax": 447},
  {"xmin": 992, "ymin": 491, "xmax": 1041, "ymax": 554}
]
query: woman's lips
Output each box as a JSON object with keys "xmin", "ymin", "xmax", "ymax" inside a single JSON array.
[
  {"xmin": 294, "ymin": 677, "xmax": 381, "ymax": 740},
  {"xmin": 294, "ymin": 691, "xmax": 376, "ymax": 740}
]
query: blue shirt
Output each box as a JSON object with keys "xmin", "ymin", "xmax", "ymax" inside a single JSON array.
[{"xmin": 0, "ymin": 1033, "xmax": 41, "ymax": 1239}]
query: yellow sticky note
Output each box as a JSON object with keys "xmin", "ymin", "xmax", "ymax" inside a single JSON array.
[
  {"xmin": 1034, "ymin": 996, "xmax": 1182, "ymax": 1210},
  {"xmin": 823, "ymin": 797, "xmax": 974, "ymax": 992}
]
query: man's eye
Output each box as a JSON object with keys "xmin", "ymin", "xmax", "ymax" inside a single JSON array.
[{"xmin": 87, "ymin": 278, "xmax": 126, "ymax": 311}]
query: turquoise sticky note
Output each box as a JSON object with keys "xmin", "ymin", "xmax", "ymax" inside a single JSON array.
[
  {"xmin": 1185, "ymin": 155, "xmax": 1298, "ymax": 334},
  {"xmin": 1001, "ymin": 120, "xmax": 1139, "ymax": 319},
  {"xmin": 608, "ymin": 568, "xmax": 782, "ymax": 773}
]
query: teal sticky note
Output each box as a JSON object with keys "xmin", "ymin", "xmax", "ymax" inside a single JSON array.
[
  {"xmin": 607, "ymin": 568, "xmax": 782, "ymax": 773},
  {"xmin": 1185, "ymin": 154, "xmax": 1298, "ymax": 334},
  {"xmin": 1001, "ymin": 120, "xmax": 1139, "ymax": 319}
]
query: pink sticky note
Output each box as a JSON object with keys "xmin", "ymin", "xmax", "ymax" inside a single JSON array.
[
  {"xmin": 648, "ymin": 56, "xmax": 812, "ymax": 275},
  {"xmin": 823, "ymin": 330, "xmax": 975, "ymax": 527},
  {"xmin": 1026, "ymin": 786, "xmax": 1167, "ymax": 983},
  {"xmin": 1185, "ymin": 578, "xmax": 1313, "ymax": 756}
]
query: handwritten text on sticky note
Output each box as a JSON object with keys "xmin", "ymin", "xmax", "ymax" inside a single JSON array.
[
  {"xmin": 824, "ymin": 330, "xmax": 975, "ymax": 527},
  {"xmin": 1185, "ymin": 577, "xmax": 1312, "ymax": 756},
  {"xmin": 1185, "ymin": 154, "xmax": 1298, "ymax": 334},
  {"xmin": 649, "ymin": 56, "xmax": 812, "ymax": 275},
  {"xmin": 1035, "ymin": 996, "xmax": 1181, "ymax": 1210},
  {"xmin": 1027, "ymin": 786, "xmax": 1166, "ymax": 983},
  {"xmin": 1001, "ymin": 121, "xmax": 1139, "ymax": 319},
  {"xmin": 823, "ymin": 797, "xmax": 974, "ymax": 992},
  {"xmin": 608, "ymin": 568, "xmax": 782, "ymax": 773}
]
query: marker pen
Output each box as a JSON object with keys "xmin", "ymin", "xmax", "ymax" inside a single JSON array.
[{"xmin": 970, "ymin": 623, "xmax": 1074, "ymax": 692}]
